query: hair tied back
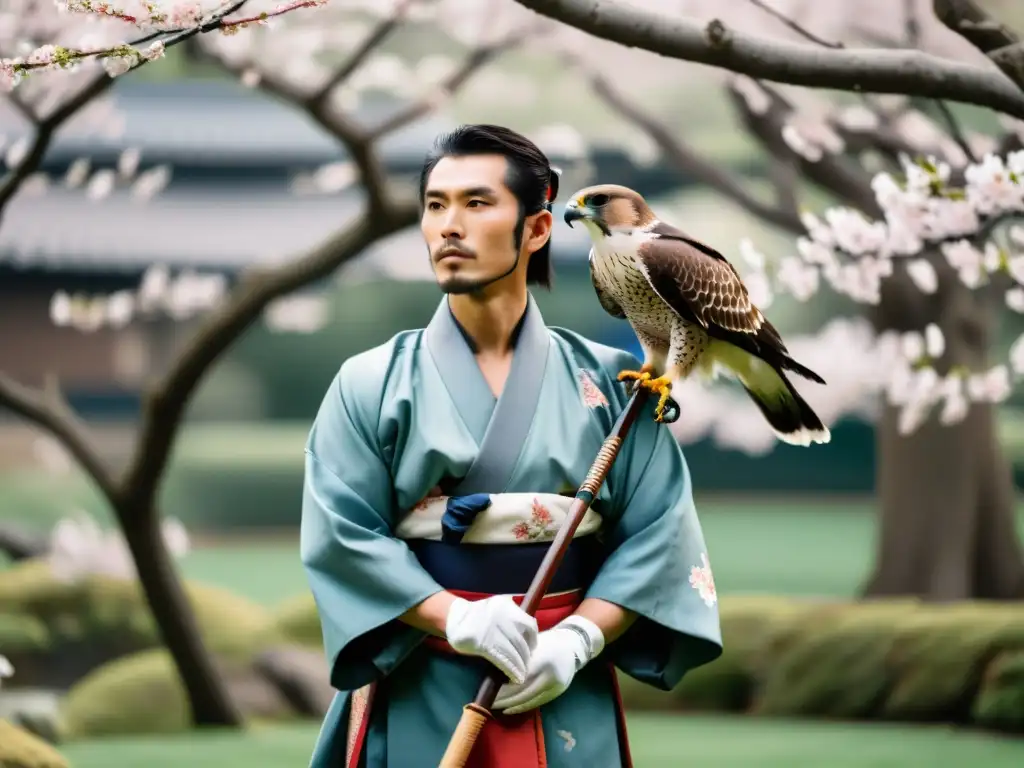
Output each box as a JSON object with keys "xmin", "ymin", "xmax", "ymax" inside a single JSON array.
[{"xmin": 545, "ymin": 165, "xmax": 562, "ymax": 208}]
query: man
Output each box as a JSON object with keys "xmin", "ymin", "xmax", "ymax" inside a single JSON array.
[{"xmin": 301, "ymin": 124, "xmax": 722, "ymax": 768}]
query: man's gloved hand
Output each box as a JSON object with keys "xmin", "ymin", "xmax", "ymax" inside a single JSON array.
[
  {"xmin": 445, "ymin": 595, "xmax": 539, "ymax": 685},
  {"xmin": 492, "ymin": 614, "xmax": 605, "ymax": 714}
]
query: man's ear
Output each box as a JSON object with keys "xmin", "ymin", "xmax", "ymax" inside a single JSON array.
[{"xmin": 525, "ymin": 209, "xmax": 553, "ymax": 253}]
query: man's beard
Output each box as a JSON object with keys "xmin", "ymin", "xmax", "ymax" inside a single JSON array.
[
  {"xmin": 429, "ymin": 233, "xmax": 522, "ymax": 294},
  {"xmin": 438, "ymin": 274, "xmax": 493, "ymax": 295},
  {"xmin": 430, "ymin": 242, "xmax": 490, "ymax": 295}
]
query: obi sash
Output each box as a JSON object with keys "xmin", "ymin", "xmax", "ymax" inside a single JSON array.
[{"xmin": 344, "ymin": 492, "xmax": 632, "ymax": 767}]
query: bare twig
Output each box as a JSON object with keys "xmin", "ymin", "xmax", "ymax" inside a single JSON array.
[
  {"xmin": 933, "ymin": 99, "xmax": 977, "ymax": 162},
  {"xmin": 307, "ymin": 0, "xmax": 416, "ymax": 104},
  {"xmin": 903, "ymin": 0, "xmax": 921, "ymax": 47},
  {"xmin": 574, "ymin": 55, "xmax": 804, "ymax": 233},
  {"xmin": 933, "ymin": 0, "xmax": 1024, "ymax": 90},
  {"xmin": 5, "ymin": 91, "xmax": 37, "ymax": 124},
  {"xmin": 0, "ymin": 72, "xmax": 113, "ymax": 225},
  {"xmin": 509, "ymin": 0, "xmax": 1024, "ymax": 118},
  {"xmin": 933, "ymin": 0, "xmax": 1019, "ymax": 56},
  {"xmin": 766, "ymin": 153, "xmax": 800, "ymax": 217},
  {"xmin": 370, "ymin": 33, "xmax": 527, "ymax": 138},
  {"xmin": 0, "ymin": 373, "xmax": 120, "ymax": 504},
  {"xmin": 120, "ymin": 199, "xmax": 417, "ymax": 511},
  {"xmin": 745, "ymin": 0, "xmax": 843, "ymax": 48},
  {"xmin": 727, "ymin": 80, "xmax": 882, "ymax": 216}
]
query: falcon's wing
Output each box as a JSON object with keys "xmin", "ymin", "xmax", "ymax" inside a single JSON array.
[
  {"xmin": 635, "ymin": 221, "xmax": 786, "ymax": 350},
  {"xmin": 589, "ymin": 247, "xmax": 626, "ymax": 319}
]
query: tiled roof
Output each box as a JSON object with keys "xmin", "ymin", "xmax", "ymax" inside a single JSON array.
[{"xmin": 0, "ymin": 79, "xmax": 443, "ymax": 166}]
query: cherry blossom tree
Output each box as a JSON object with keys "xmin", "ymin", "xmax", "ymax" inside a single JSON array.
[
  {"xmin": 0, "ymin": 0, "xmax": 527, "ymax": 728},
  {"xmin": 8, "ymin": 0, "xmax": 1024, "ymax": 735},
  {"xmin": 536, "ymin": 0, "xmax": 1024, "ymax": 600}
]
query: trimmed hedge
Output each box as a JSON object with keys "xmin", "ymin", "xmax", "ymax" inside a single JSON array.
[
  {"xmin": 274, "ymin": 593, "xmax": 1024, "ymax": 732},
  {"xmin": 60, "ymin": 646, "xmax": 299, "ymax": 739},
  {"xmin": 0, "ymin": 557, "xmax": 282, "ymax": 690},
  {"xmin": 56, "ymin": 592, "xmax": 1024, "ymax": 739}
]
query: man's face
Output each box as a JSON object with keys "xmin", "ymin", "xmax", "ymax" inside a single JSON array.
[{"xmin": 421, "ymin": 154, "xmax": 528, "ymax": 295}]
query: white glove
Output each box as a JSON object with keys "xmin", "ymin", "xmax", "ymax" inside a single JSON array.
[
  {"xmin": 492, "ymin": 614, "xmax": 605, "ymax": 715},
  {"xmin": 445, "ymin": 595, "xmax": 539, "ymax": 684}
]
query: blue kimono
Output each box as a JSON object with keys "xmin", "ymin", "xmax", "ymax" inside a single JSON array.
[{"xmin": 300, "ymin": 293, "xmax": 722, "ymax": 767}]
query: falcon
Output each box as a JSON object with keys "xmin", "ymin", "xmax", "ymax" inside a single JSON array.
[{"xmin": 563, "ymin": 183, "xmax": 830, "ymax": 446}]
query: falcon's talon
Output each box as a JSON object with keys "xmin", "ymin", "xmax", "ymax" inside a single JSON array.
[
  {"xmin": 617, "ymin": 364, "xmax": 657, "ymax": 394},
  {"xmin": 640, "ymin": 374, "xmax": 674, "ymax": 422},
  {"xmin": 656, "ymin": 396, "xmax": 681, "ymax": 424},
  {"xmin": 616, "ymin": 366, "xmax": 654, "ymax": 382},
  {"xmin": 616, "ymin": 368, "xmax": 652, "ymax": 394}
]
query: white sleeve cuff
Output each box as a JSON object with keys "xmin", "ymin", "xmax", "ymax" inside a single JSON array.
[{"xmin": 558, "ymin": 614, "xmax": 606, "ymax": 662}]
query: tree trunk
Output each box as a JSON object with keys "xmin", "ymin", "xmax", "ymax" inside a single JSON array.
[
  {"xmin": 120, "ymin": 509, "xmax": 244, "ymax": 726},
  {"xmin": 862, "ymin": 258, "xmax": 1024, "ymax": 600},
  {"xmin": 866, "ymin": 400, "xmax": 1024, "ymax": 599}
]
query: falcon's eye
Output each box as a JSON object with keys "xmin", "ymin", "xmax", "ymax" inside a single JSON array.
[{"xmin": 588, "ymin": 193, "xmax": 610, "ymax": 207}]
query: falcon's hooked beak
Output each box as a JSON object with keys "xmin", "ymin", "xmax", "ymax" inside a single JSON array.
[
  {"xmin": 563, "ymin": 199, "xmax": 587, "ymax": 227},
  {"xmin": 563, "ymin": 198, "xmax": 610, "ymax": 235}
]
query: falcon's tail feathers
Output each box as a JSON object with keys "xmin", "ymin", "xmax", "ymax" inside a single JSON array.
[
  {"xmin": 779, "ymin": 355, "xmax": 826, "ymax": 386},
  {"xmin": 755, "ymin": 318, "xmax": 826, "ymax": 385},
  {"xmin": 741, "ymin": 369, "xmax": 830, "ymax": 447},
  {"xmin": 706, "ymin": 339, "xmax": 830, "ymax": 446}
]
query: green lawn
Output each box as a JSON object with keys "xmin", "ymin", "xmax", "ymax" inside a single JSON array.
[{"xmin": 60, "ymin": 715, "xmax": 1024, "ymax": 767}]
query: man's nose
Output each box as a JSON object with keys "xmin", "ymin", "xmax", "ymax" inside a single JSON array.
[{"xmin": 441, "ymin": 209, "xmax": 464, "ymax": 238}]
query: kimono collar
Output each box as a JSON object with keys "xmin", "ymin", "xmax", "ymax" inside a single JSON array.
[{"xmin": 423, "ymin": 291, "xmax": 551, "ymax": 494}]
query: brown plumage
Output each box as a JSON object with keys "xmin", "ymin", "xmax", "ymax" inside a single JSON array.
[{"xmin": 563, "ymin": 183, "xmax": 830, "ymax": 446}]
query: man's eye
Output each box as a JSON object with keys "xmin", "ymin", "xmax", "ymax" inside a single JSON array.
[
  {"xmin": 468, "ymin": 200, "xmax": 488, "ymax": 207},
  {"xmin": 427, "ymin": 202, "xmax": 442, "ymax": 210}
]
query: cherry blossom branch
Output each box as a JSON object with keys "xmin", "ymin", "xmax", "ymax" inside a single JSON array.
[
  {"xmin": 508, "ymin": 0, "xmax": 1024, "ymax": 118},
  {"xmin": 0, "ymin": 0, "xmax": 329, "ymax": 88},
  {"xmin": 220, "ymin": 0, "xmax": 325, "ymax": 29},
  {"xmin": 0, "ymin": 2, "xmax": 248, "ymax": 229}
]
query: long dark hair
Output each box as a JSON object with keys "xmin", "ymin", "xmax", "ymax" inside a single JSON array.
[{"xmin": 419, "ymin": 124, "xmax": 559, "ymax": 288}]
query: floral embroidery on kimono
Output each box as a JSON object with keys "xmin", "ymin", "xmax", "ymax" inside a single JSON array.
[
  {"xmin": 511, "ymin": 497, "xmax": 558, "ymax": 540},
  {"xmin": 577, "ymin": 368, "xmax": 609, "ymax": 409},
  {"xmin": 412, "ymin": 486, "xmax": 444, "ymax": 513},
  {"xmin": 689, "ymin": 552, "xmax": 717, "ymax": 607}
]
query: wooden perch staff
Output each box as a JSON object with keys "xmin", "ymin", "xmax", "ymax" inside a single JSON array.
[{"xmin": 438, "ymin": 385, "xmax": 663, "ymax": 768}]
